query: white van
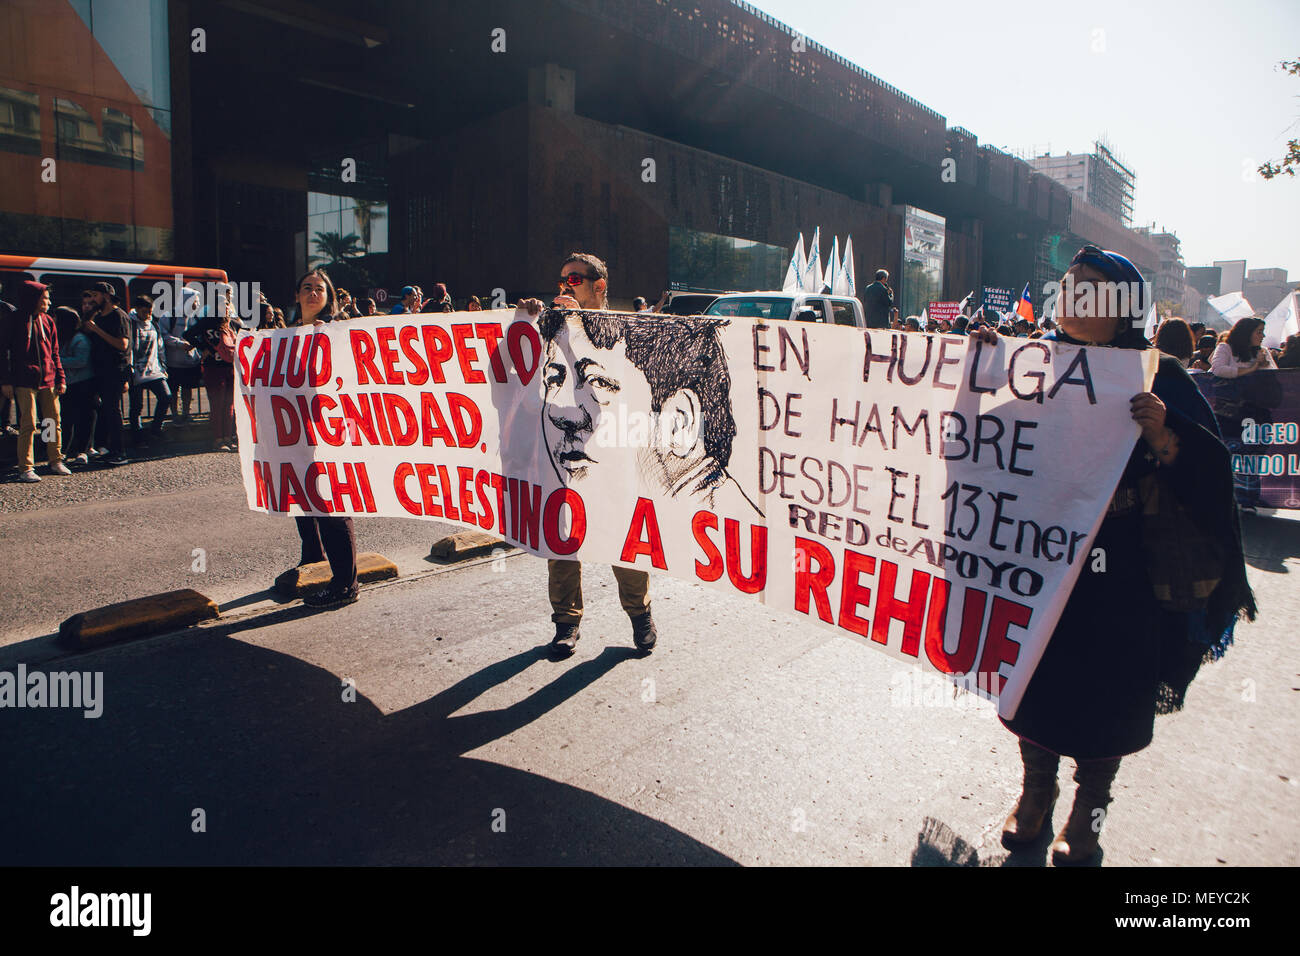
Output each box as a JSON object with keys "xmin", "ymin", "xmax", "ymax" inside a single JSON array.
[{"xmin": 703, "ymin": 292, "xmax": 865, "ymax": 328}]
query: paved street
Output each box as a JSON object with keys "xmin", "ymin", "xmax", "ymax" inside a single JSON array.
[{"xmin": 1, "ymin": 454, "xmax": 1297, "ymax": 866}]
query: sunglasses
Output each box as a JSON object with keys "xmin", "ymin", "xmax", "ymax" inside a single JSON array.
[{"xmin": 558, "ymin": 272, "xmax": 598, "ymax": 287}]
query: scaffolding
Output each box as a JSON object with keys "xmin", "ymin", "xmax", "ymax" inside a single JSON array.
[{"xmin": 1090, "ymin": 138, "xmax": 1135, "ymax": 227}]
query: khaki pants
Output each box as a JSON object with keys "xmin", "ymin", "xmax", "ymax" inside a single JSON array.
[
  {"xmin": 15, "ymin": 386, "xmax": 62, "ymax": 470},
  {"xmin": 548, "ymin": 559, "xmax": 650, "ymax": 624}
]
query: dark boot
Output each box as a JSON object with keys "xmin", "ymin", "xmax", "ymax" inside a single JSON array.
[
  {"xmin": 1001, "ymin": 739, "xmax": 1061, "ymax": 847},
  {"xmin": 1051, "ymin": 756, "xmax": 1121, "ymax": 865},
  {"xmin": 630, "ymin": 611, "xmax": 657, "ymax": 653},
  {"xmin": 550, "ymin": 622, "xmax": 580, "ymax": 657}
]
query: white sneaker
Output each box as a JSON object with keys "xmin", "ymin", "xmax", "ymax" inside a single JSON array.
[
  {"xmin": 89, "ymin": 447, "xmax": 109, "ymax": 458},
  {"xmin": 70, "ymin": 453, "xmax": 89, "ymax": 466},
  {"xmin": 49, "ymin": 462, "xmax": 73, "ymax": 476},
  {"xmin": 18, "ymin": 469, "xmax": 40, "ymax": 483}
]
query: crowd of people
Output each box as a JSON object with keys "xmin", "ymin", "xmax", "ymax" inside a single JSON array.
[{"xmin": 0, "ymin": 245, "xmax": 1283, "ymax": 867}]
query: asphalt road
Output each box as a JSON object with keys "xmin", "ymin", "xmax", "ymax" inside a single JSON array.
[{"xmin": 1, "ymin": 449, "xmax": 1298, "ymax": 866}]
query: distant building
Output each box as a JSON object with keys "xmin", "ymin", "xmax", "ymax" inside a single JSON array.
[
  {"xmin": 1135, "ymin": 227, "xmax": 1186, "ymax": 308},
  {"xmin": 1243, "ymin": 267, "xmax": 1293, "ymax": 313},
  {"xmin": 1186, "ymin": 266, "xmax": 1222, "ymax": 297},
  {"xmin": 1029, "ymin": 140, "xmax": 1136, "ymax": 227},
  {"xmin": 1213, "ymin": 260, "xmax": 1247, "ymax": 294}
]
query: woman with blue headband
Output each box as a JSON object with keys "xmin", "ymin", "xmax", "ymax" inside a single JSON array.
[{"xmin": 997, "ymin": 246, "xmax": 1256, "ymax": 865}]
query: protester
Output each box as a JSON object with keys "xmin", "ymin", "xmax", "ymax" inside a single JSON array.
[
  {"xmin": 184, "ymin": 294, "xmax": 238, "ymax": 451},
  {"xmin": 996, "ymin": 245, "xmax": 1255, "ymax": 865},
  {"xmin": 55, "ymin": 306, "xmax": 96, "ymax": 465},
  {"xmin": 1154, "ymin": 318, "xmax": 1195, "ymax": 367},
  {"xmin": 284, "ymin": 268, "xmax": 360, "ymax": 609},
  {"xmin": 158, "ymin": 286, "xmax": 203, "ymax": 422},
  {"xmin": 1189, "ymin": 334, "xmax": 1217, "ymax": 372},
  {"xmin": 428, "ymin": 282, "xmax": 452, "ymax": 312},
  {"xmin": 903, "ymin": 316, "xmax": 921, "ymax": 332},
  {"xmin": 863, "ymin": 269, "xmax": 894, "ymax": 329},
  {"xmin": 465, "ymin": 295, "xmax": 483, "ymax": 312},
  {"xmin": 518, "ymin": 252, "xmax": 658, "ymax": 657},
  {"xmin": 274, "ymin": 307, "xmax": 287, "ymax": 327},
  {"xmin": 0, "ymin": 285, "xmax": 16, "ymax": 435},
  {"xmin": 358, "ymin": 297, "xmax": 377, "ymax": 317},
  {"xmin": 1276, "ymin": 333, "xmax": 1300, "ymax": 369},
  {"xmin": 128, "ymin": 296, "xmax": 172, "ymax": 442},
  {"xmin": 336, "ymin": 288, "xmax": 361, "ymax": 318},
  {"xmin": 632, "ymin": 296, "xmax": 649, "ymax": 312},
  {"xmin": 951, "ymin": 316, "xmax": 969, "ymax": 336},
  {"xmin": 390, "ymin": 285, "xmax": 421, "ymax": 315},
  {"xmin": 1210, "ymin": 317, "xmax": 1276, "ymax": 378},
  {"xmin": 83, "ymin": 281, "xmax": 133, "ymax": 466},
  {"xmin": 0, "ymin": 281, "xmax": 71, "ymax": 482}
]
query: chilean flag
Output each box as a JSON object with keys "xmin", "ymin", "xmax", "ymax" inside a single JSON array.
[{"xmin": 1014, "ymin": 282, "xmax": 1036, "ymax": 324}]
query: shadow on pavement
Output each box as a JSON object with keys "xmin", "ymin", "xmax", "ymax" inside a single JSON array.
[
  {"xmin": 1240, "ymin": 512, "xmax": 1300, "ymax": 573},
  {"xmin": 0, "ymin": 632, "xmax": 736, "ymax": 865}
]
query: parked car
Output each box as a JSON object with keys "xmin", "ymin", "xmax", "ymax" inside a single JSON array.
[
  {"xmin": 704, "ymin": 292, "xmax": 865, "ymax": 328},
  {"xmin": 654, "ymin": 290, "xmax": 724, "ymax": 316}
]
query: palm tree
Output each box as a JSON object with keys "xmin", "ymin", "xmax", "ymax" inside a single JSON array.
[
  {"xmin": 352, "ymin": 200, "xmax": 386, "ymax": 253},
  {"xmin": 311, "ymin": 231, "xmax": 363, "ymax": 267}
]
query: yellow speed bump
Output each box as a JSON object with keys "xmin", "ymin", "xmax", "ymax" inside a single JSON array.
[
  {"xmin": 429, "ymin": 530, "xmax": 509, "ymax": 562},
  {"xmin": 59, "ymin": 589, "xmax": 220, "ymax": 650},
  {"xmin": 273, "ymin": 552, "xmax": 398, "ymax": 597}
]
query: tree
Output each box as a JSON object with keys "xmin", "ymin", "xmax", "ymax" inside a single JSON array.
[
  {"xmin": 311, "ymin": 230, "xmax": 363, "ymax": 267},
  {"xmin": 1260, "ymin": 58, "xmax": 1300, "ymax": 179}
]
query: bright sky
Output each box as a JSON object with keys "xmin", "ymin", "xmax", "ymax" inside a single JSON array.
[{"xmin": 746, "ymin": 0, "xmax": 1300, "ymax": 283}]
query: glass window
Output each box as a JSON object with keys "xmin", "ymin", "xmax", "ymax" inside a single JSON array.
[
  {"xmin": 706, "ymin": 297, "xmax": 795, "ymax": 321},
  {"xmin": 37, "ymin": 273, "xmax": 126, "ymax": 312},
  {"xmin": 829, "ymin": 299, "xmax": 857, "ymax": 326},
  {"xmin": 669, "ymin": 226, "xmax": 787, "ymax": 293}
]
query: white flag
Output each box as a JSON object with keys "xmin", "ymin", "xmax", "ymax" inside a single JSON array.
[
  {"xmin": 783, "ymin": 233, "xmax": 806, "ymax": 292},
  {"xmin": 841, "ymin": 236, "xmax": 856, "ymax": 297},
  {"xmin": 825, "ymin": 236, "xmax": 841, "ymax": 295},
  {"xmin": 1142, "ymin": 298, "xmax": 1158, "ymax": 339},
  {"xmin": 1261, "ymin": 290, "xmax": 1299, "ymax": 349},
  {"xmin": 804, "ymin": 227, "xmax": 823, "ymax": 295}
]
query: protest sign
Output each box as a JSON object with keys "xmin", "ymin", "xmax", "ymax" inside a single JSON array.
[
  {"xmin": 926, "ymin": 301, "xmax": 961, "ymax": 325},
  {"xmin": 234, "ymin": 309, "xmax": 1155, "ymax": 717},
  {"xmin": 982, "ymin": 286, "xmax": 1015, "ymax": 317},
  {"xmin": 1194, "ymin": 369, "xmax": 1300, "ymax": 509}
]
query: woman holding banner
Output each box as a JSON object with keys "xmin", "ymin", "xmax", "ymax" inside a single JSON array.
[
  {"xmin": 285, "ymin": 268, "xmax": 360, "ymax": 609},
  {"xmin": 997, "ymin": 246, "xmax": 1256, "ymax": 865}
]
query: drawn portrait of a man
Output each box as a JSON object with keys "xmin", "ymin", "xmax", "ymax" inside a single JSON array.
[{"xmin": 538, "ymin": 309, "xmax": 762, "ymax": 517}]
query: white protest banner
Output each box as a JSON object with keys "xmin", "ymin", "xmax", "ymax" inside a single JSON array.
[{"xmin": 234, "ymin": 309, "xmax": 1156, "ymax": 717}]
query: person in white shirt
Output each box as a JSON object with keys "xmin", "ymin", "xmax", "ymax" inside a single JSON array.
[{"xmin": 1209, "ymin": 317, "xmax": 1276, "ymax": 378}]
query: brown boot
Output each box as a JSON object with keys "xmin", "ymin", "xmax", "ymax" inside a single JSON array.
[
  {"xmin": 1001, "ymin": 739, "xmax": 1061, "ymax": 846},
  {"xmin": 1051, "ymin": 756, "xmax": 1121, "ymax": 865}
]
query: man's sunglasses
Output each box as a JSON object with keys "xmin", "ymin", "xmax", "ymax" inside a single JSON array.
[{"xmin": 558, "ymin": 273, "xmax": 598, "ymax": 287}]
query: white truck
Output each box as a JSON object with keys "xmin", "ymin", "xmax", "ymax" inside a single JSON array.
[{"xmin": 703, "ymin": 291, "xmax": 866, "ymax": 328}]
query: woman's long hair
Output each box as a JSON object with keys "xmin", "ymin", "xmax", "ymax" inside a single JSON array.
[
  {"xmin": 53, "ymin": 306, "xmax": 80, "ymax": 346},
  {"xmin": 1154, "ymin": 318, "xmax": 1194, "ymax": 363},
  {"xmin": 294, "ymin": 268, "xmax": 338, "ymax": 322},
  {"xmin": 1225, "ymin": 317, "xmax": 1265, "ymax": 362}
]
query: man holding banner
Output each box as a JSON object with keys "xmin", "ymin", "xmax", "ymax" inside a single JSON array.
[{"xmin": 520, "ymin": 253, "xmax": 658, "ymax": 658}]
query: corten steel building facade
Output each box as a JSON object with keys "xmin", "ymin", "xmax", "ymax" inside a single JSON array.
[{"xmin": 1, "ymin": 0, "xmax": 1156, "ymax": 312}]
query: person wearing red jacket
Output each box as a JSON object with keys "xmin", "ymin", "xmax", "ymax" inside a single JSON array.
[{"xmin": 0, "ymin": 281, "xmax": 72, "ymax": 482}]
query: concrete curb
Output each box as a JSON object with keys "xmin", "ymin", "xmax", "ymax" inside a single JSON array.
[
  {"xmin": 429, "ymin": 530, "xmax": 510, "ymax": 562},
  {"xmin": 59, "ymin": 589, "xmax": 221, "ymax": 650},
  {"xmin": 272, "ymin": 552, "xmax": 398, "ymax": 596}
]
